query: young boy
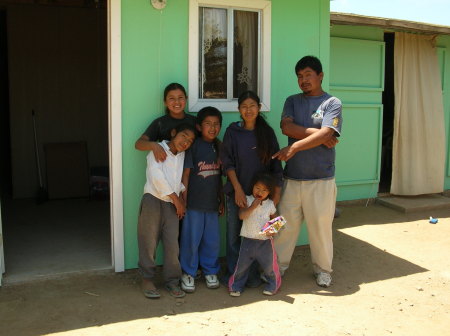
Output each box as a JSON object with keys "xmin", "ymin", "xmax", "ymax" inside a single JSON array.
[
  {"xmin": 137, "ymin": 123, "xmax": 197, "ymax": 299},
  {"xmin": 180, "ymin": 106, "xmax": 224, "ymax": 292}
]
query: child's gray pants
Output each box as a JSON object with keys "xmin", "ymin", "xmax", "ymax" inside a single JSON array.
[{"xmin": 137, "ymin": 193, "xmax": 181, "ymax": 286}]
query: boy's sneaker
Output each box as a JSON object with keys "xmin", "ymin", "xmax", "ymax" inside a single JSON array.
[
  {"xmin": 181, "ymin": 273, "xmax": 195, "ymax": 293},
  {"xmin": 315, "ymin": 272, "xmax": 332, "ymax": 288},
  {"xmin": 205, "ymin": 274, "xmax": 220, "ymax": 289},
  {"xmin": 229, "ymin": 291, "xmax": 241, "ymax": 297},
  {"xmin": 262, "ymin": 289, "xmax": 275, "ymax": 296}
]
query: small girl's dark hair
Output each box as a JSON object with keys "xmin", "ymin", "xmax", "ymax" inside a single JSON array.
[
  {"xmin": 196, "ymin": 106, "xmax": 222, "ymax": 154},
  {"xmin": 253, "ymin": 172, "xmax": 277, "ymax": 200},
  {"xmin": 163, "ymin": 83, "xmax": 187, "ymax": 114},
  {"xmin": 238, "ymin": 90, "xmax": 275, "ymax": 165},
  {"xmin": 173, "ymin": 123, "xmax": 197, "ymax": 138}
]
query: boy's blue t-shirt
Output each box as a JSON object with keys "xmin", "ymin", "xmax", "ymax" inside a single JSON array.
[
  {"xmin": 185, "ymin": 138, "xmax": 221, "ymax": 212},
  {"xmin": 282, "ymin": 92, "xmax": 343, "ymax": 180}
]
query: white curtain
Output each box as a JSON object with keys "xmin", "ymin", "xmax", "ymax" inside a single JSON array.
[
  {"xmin": 234, "ymin": 11, "xmax": 258, "ymax": 91},
  {"xmin": 391, "ymin": 32, "xmax": 445, "ymax": 195},
  {"xmin": 201, "ymin": 8, "xmax": 227, "ymax": 98},
  {"xmin": 201, "ymin": 8, "xmax": 227, "ymax": 54}
]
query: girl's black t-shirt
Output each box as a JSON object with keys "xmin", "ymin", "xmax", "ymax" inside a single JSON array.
[{"xmin": 143, "ymin": 113, "xmax": 197, "ymax": 141}]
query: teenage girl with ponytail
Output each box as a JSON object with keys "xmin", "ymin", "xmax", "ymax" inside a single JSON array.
[{"xmin": 220, "ymin": 91, "xmax": 283, "ymax": 286}]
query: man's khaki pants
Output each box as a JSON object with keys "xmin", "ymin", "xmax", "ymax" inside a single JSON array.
[{"xmin": 275, "ymin": 178, "xmax": 336, "ymax": 274}]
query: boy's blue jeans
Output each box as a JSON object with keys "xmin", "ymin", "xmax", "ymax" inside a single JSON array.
[{"xmin": 180, "ymin": 209, "xmax": 220, "ymax": 276}]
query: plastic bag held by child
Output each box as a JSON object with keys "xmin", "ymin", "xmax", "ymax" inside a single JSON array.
[{"xmin": 260, "ymin": 216, "xmax": 287, "ymax": 236}]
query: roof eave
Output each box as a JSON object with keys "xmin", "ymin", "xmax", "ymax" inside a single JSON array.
[{"xmin": 331, "ymin": 12, "xmax": 450, "ymax": 36}]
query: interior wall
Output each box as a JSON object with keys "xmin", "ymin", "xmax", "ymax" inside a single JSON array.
[
  {"xmin": 379, "ymin": 33, "xmax": 395, "ymax": 193},
  {"xmin": 7, "ymin": 4, "xmax": 108, "ymax": 198},
  {"xmin": 0, "ymin": 10, "xmax": 11, "ymax": 197}
]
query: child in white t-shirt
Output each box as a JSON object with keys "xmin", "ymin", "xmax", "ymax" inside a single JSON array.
[
  {"xmin": 228, "ymin": 173, "xmax": 282, "ymax": 297},
  {"xmin": 137, "ymin": 123, "xmax": 196, "ymax": 299}
]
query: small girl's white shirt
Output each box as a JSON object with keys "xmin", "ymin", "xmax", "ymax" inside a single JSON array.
[
  {"xmin": 143, "ymin": 140, "xmax": 186, "ymax": 203},
  {"xmin": 240, "ymin": 195, "xmax": 276, "ymax": 240}
]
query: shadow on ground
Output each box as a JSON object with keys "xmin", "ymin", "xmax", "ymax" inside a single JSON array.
[{"xmin": 1, "ymin": 204, "xmax": 448, "ymax": 336}]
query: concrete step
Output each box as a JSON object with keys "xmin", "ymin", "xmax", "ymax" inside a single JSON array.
[{"xmin": 376, "ymin": 194, "xmax": 450, "ymax": 213}]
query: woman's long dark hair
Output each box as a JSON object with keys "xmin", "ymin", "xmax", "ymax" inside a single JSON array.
[{"xmin": 238, "ymin": 91, "xmax": 274, "ymax": 165}]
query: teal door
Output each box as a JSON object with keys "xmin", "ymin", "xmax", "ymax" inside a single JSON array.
[{"xmin": 330, "ymin": 37, "xmax": 385, "ymax": 201}]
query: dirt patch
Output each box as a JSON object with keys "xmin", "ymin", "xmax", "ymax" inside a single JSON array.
[{"xmin": 1, "ymin": 204, "xmax": 449, "ymax": 336}]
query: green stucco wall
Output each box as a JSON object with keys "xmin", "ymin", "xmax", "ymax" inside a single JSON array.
[{"xmin": 121, "ymin": 0, "xmax": 330, "ymax": 269}]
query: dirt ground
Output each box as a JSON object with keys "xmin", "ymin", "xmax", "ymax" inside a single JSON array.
[{"xmin": 1, "ymin": 203, "xmax": 450, "ymax": 336}]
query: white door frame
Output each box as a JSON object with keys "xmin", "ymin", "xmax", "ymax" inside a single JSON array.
[{"xmin": 108, "ymin": 0, "xmax": 124, "ymax": 272}]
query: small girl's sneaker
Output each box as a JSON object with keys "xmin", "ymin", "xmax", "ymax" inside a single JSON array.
[
  {"xmin": 263, "ymin": 290, "xmax": 275, "ymax": 296},
  {"xmin": 205, "ymin": 274, "xmax": 219, "ymax": 289},
  {"xmin": 229, "ymin": 291, "xmax": 241, "ymax": 297}
]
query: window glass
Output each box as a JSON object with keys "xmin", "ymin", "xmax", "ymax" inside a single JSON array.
[
  {"xmin": 199, "ymin": 7, "xmax": 227, "ymax": 98},
  {"xmin": 233, "ymin": 10, "xmax": 258, "ymax": 98},
  {"xmin": 199, "ymin": 7, "xmax": 259, "ymax": 100}
]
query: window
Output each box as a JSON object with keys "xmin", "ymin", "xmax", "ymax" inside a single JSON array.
[
  {"xmin": 189, "ymin": 0, "xmax": 271, "ymax": 112},
  {"xmin": 199, "ymin": 8, "xmax": 258, "ymax": 99}
]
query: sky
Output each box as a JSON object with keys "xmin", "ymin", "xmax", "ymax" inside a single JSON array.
[{"xmin": 330, "ymin": 0, "xmax": 450, "ymax": 27}]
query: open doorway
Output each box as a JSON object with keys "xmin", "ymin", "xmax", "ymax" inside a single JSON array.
[
  {"xmin": 0, "ymin": 0, "xmax": 111, "ymax": 283},
  {"xmin": 379, "ymin": 32, "xmax": 395, "ymax": 194},
  {"xmin": 0, "ymin": 9, "xmax": 11, "ymax": 199}
]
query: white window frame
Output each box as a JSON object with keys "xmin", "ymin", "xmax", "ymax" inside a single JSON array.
[{"xmin": 188, "ymin": 0, "xmax": 271, "ymax": 112}]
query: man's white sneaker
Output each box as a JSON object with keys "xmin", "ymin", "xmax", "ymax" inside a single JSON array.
[
  {"xmin": 205, "ymin": 274, "xmax": 220, "ymax": 289},
  {"xmin": 315, "ymin": 272, "xmax": 332, "ymax": 288},
  {"xmin": 181, "ymin": 273, "xmax": 195, "ymax": 293}
]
